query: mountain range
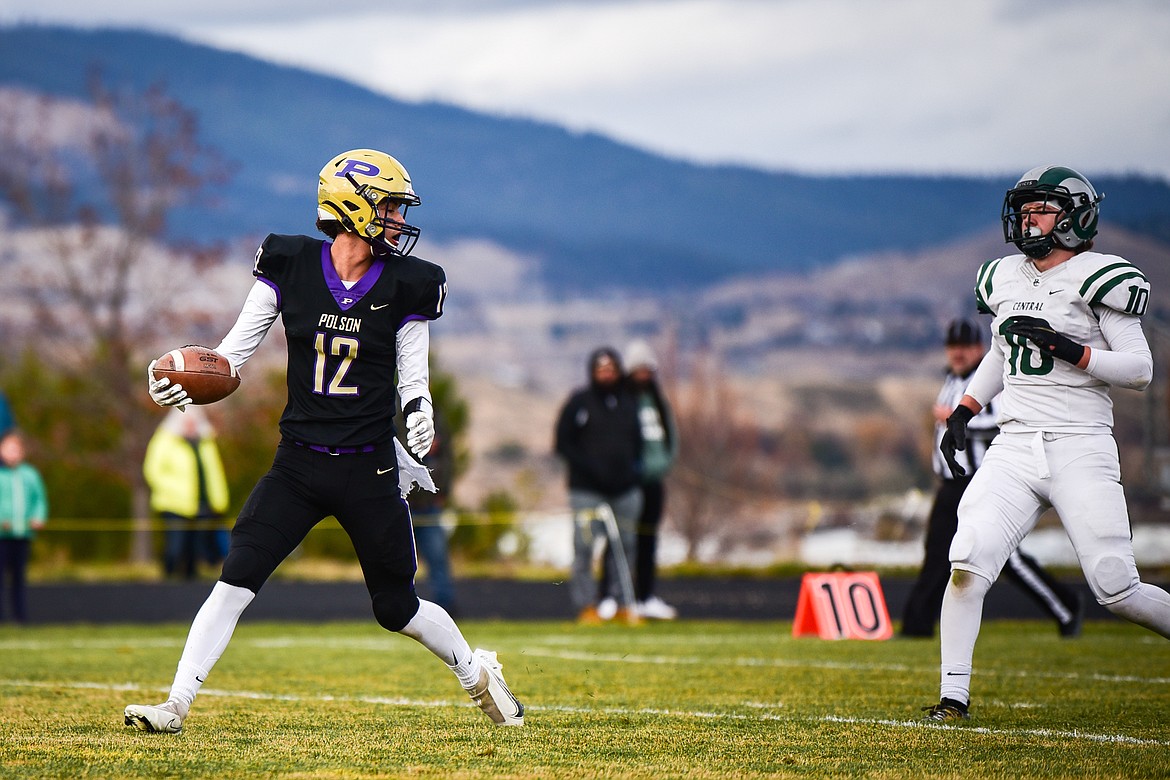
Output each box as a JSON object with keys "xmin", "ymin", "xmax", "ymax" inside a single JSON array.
[{"xmin": 1, "ymin": 24, "xmax": 1169, "ymax": 294}]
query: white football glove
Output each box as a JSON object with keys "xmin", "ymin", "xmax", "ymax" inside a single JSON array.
[
  {"xmin": 146, "ymin": 360, "xmax": 191, "ymax": 410},
  {"xmin": 406, "ymin": 410, "xmax": 435, "ymax": 458}
]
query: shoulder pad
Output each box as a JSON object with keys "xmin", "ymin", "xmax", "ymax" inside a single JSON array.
[
  {"xmin": 399, "ymin": 255, "xmax": 446, "ymax": 284},
  {"xmin": 1076, "ymin": 253, "xmax": 1150, "ymax": 316},
  {"xmin": 253, "ymin": 234, "xmax": 320, "ymax": 279},
  {"xmin": 397, "ymin": 256, "xmax": 448, "ymax": 321},
  {"xmin": 973, "ymin": 257, "xmax": 1005, "ymax": 315}
]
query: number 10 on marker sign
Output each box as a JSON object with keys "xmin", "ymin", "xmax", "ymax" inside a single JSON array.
[{"xmin": 792, "ymin": 571, "xmax": 893, "ymax": 640}]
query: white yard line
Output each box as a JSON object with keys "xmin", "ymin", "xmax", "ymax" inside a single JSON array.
[
  {"xmin": 2, "ymin": 636, "xmax": 1167, "ymax": 685},
  {"xmin": 3, "ymin": 634, "xmax": 1168, "ymax": 747},
  {"xmin": 522, "ymin": 647, "xmax": 1170, "ymax": 685},
  {"xmin": 0, "ymin": 677, "xmax": 1167, "ymax": 747}
]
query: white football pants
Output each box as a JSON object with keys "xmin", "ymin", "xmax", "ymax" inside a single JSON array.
[{"xmin": 939, "ymin": 431, "xmax": 1170, "ymax": 704}]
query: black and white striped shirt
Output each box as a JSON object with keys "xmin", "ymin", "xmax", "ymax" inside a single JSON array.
[{"xmin": 931, "ymin": 370, "xmax": 999, "ymax": 480}]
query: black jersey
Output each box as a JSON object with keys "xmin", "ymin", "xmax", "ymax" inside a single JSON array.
[{"xmin": 253, "ymin": 234, "xmax": 446, "ymax": 448}]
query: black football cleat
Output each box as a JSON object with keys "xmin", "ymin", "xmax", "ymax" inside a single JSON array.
[{"xmin": 922, "ymin": 698, "xmax": 970, "ymax": 722}]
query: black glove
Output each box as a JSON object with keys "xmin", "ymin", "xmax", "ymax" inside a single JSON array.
[
  {"xmin": 1003, "ymin": 316, "xmax": 1085, "ymax": 365},
  {"xmin": 940, "ymin": 405, "xmax": 975, "ymax": 478}
]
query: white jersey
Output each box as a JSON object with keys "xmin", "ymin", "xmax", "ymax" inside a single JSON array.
[{"xmin": 969, "ymin": 251, "xmax": 1152, "ymax": 433}]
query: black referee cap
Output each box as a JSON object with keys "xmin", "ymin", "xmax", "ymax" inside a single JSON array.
[{"xmin": 944, "ymin": 318, "xmax": 983, "ymax": 345}]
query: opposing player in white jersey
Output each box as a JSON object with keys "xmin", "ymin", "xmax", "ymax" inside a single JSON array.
[
  {"xmin": 923, "ymin": 165, "xmax": 1170, "ymax": 722},
  {"xmin": 900, "ymin": 318, "xmax": 1082, "ymax": 640}
]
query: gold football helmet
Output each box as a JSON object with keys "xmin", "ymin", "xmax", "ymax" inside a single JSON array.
[{"xmin": 317, "ymin": 149, "xmax": 421, "ymax": 256}]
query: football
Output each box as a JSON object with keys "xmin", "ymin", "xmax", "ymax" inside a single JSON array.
[{"xmin": 151, "ymin": 345, "xmax": 240, "ymax": 405}]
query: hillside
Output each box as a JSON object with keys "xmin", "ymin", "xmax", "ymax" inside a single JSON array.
[
  {"xmin": 440, "ymin": 225, "xmax": 1170, "ymax": 514},
  {"xmin": 2, "ymin": 24, "xmax": 1170, "ymax": 295}
]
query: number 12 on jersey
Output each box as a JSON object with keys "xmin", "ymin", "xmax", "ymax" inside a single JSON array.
[{"xmin": 313, "ymin": 332, "xmax": 359, "ymax": 395}]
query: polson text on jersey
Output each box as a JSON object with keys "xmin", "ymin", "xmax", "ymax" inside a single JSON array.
[{"xmin": 318, "ymin": 313, "xmax": 361, "ymax": 333}]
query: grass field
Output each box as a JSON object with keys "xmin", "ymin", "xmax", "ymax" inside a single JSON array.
[{"xmin": 1, "ymin": 618, "xmax": 1167, "ymax": 779}]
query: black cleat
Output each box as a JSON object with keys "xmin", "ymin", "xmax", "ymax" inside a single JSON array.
[
  {"xmin": 1059, "ymin": 592, "xmax": 1085, "ymax": 638},
  {"xmin": 922, "ymin": 697, "xmax": 970, "ymax": 722}
]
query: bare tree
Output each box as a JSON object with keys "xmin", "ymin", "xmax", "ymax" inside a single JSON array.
[
  {"xmin": 667, "ymin": 350, "xmax": 764, "ymax": 561},
  {"xmin": 0, "ymin": 73, "xmax": 226, "ymax": 561}
]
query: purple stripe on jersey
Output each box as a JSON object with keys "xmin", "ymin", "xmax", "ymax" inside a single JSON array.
[
  {"xmin": 256, "ymin": 275, "xmax": 282, "ymax": 310},
  {"xmin": 321, "ymin": 241, "xmax": 386, "ymax": 311},
  {"xmin": 398, "ymin": 313, "xmax": 431, "ymax": 329}
]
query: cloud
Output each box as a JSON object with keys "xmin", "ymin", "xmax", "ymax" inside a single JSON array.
[{"xmin": 6, "ymin": 0, "xmax": 1170, "ymax": 178}]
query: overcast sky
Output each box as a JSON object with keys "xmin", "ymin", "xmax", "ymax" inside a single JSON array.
[{"xmin": 5, "ymin": 0, "xmax": 1170, "ymax": 180}]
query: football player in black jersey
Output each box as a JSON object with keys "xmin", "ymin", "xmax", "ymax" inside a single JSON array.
[{"xmin": 126, "ymin": 149, "xmax": 523, "ymax": 733}]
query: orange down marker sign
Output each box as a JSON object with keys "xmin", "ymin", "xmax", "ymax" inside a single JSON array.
[{"xmin": 792, "ymin": 571, "xmax": 893, "ymax": 640}]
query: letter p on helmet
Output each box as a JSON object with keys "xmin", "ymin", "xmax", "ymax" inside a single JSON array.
[{"xmin": 337, "ymin": 159, "xmax": 380, "ymax": 179}]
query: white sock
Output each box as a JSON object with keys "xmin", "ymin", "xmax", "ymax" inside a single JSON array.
[
  {"xmin": 167, "ymin": 581, "xmax": 255, "ymax": 711},
  {"xmin": 399, "ymin": 599, "xmax": 480, "ymax": 689},
  {"xmin": 1107, "ymin": 582, "xmax": 1170, "ymax": 638},
  {"xmin": 938, "ymin": 569, "xmax": 991, "ymax": 705}
]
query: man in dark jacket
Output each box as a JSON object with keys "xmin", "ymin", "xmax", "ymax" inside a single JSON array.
[{"xmin": 555, "ymin": 347, "xmax": 643, "ymax": 624}]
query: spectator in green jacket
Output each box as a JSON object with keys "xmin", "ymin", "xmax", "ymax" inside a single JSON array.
[
  {"xmin": 143, "ymin": 408, "xmax": 231, "ymax": 579},
  {"xmin": 0, "ymin": 430, "xmax": 48, "ymax": 623}
]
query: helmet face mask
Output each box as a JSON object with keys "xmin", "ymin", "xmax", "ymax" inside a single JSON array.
[
  {"xmin": 1001, "ymin": 165, "xmax": 1102, "ymax": 259},
  {"xmin": 317, "ymin": 149, "xmax": 421, "ymax": 257}
]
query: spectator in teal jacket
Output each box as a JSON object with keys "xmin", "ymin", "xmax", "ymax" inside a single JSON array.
[{"xmin": 0, "ymin": 430, "xmax": 48, "ymax": 623}]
